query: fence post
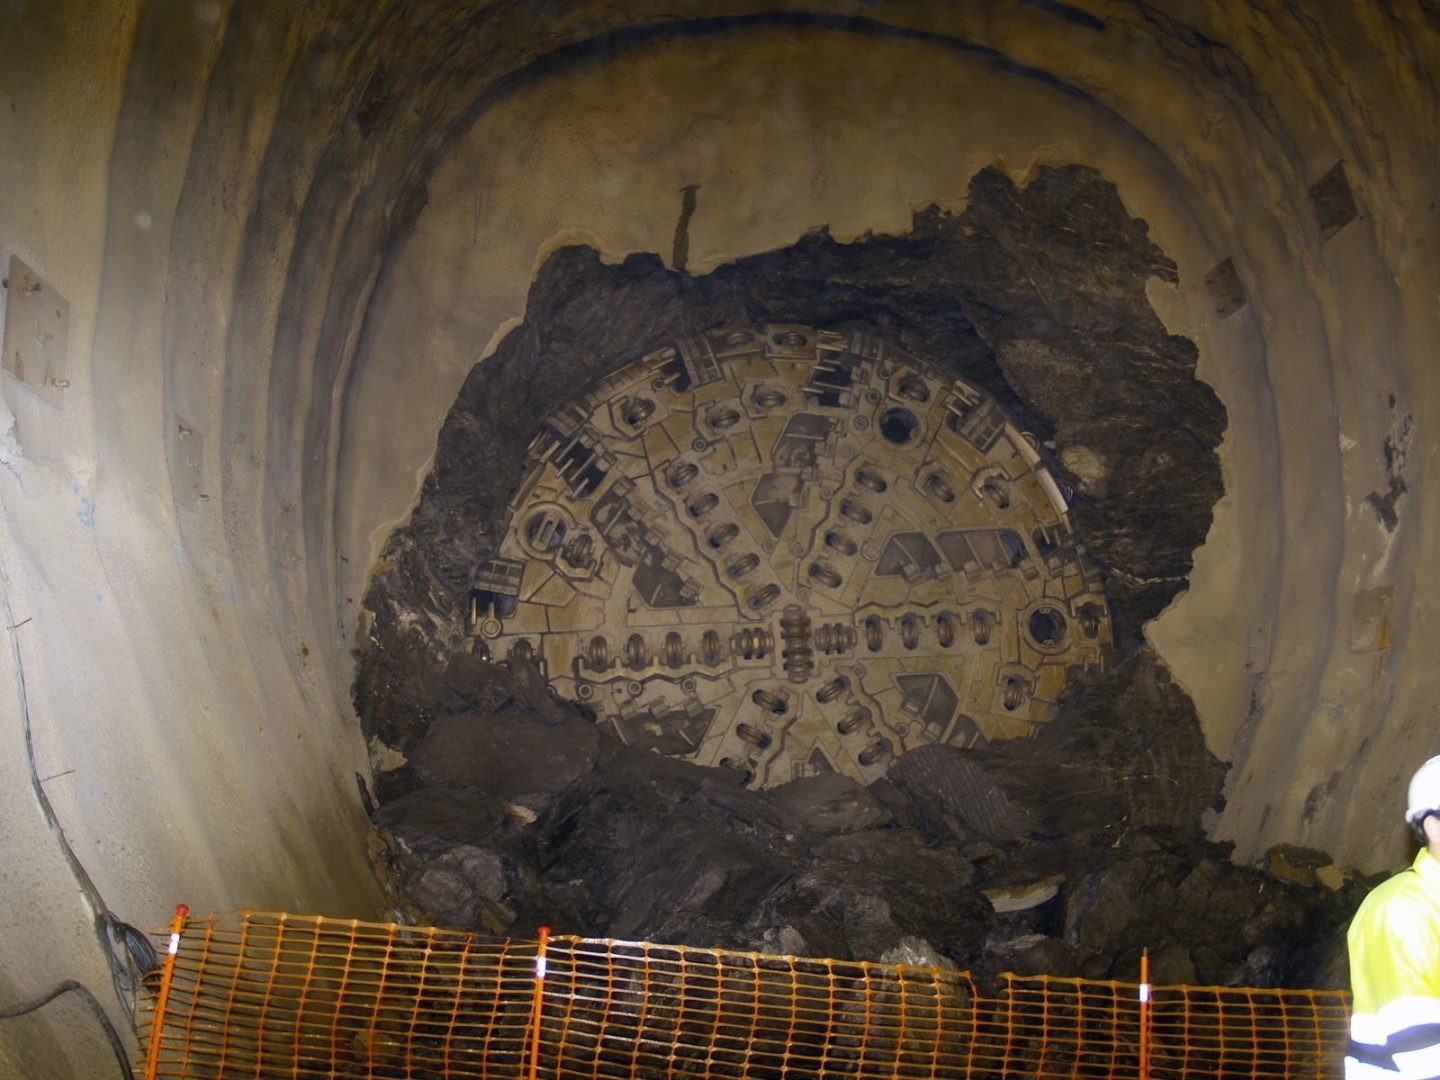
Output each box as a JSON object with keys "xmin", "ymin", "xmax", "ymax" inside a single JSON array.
[
  {"xmin": 144, "ymin": 903, "xmax": 190, "ymax": 1080},
  {"xmin": 1138, "ymin": 948, "xmax": 1151, "ymax": 1080},
  {"xmin": 528, "ymin": 925, "xmax": 551, "ymax": 1080}
]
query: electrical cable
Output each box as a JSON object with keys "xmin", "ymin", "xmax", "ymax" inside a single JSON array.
[
  {"xmin": 0, "ymin": 566, "xmax": 154, "ymax": 1073},
  {"xmin": 0, "ymin": 980, "xmax": 136, "ymax": 1080}
]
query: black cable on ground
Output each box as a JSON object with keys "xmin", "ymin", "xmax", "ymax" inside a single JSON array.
[
  {"xmin": 0, "ymin": 980, "xmax": 136, "ymax": 1080},
  {"xmin": 1, "ymin": 569, "xmax": 153, "ymax": 1072}
]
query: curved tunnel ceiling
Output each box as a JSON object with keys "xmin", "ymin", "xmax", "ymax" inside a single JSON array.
[{"xmin": 2, "ymin": 4, "xmax": 1439, "ymax": 1072}]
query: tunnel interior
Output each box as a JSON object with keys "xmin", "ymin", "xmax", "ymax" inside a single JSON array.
[{"xmin": 2, "ymin": 3, "xmax": 1439, "ymax": 1075}]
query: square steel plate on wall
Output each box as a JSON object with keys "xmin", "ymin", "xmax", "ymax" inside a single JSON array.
[
  {"xmin": 2, "ymin": 255, "xmax": 69, "ymax": 407},
  {"xmin": 1309, "ymin": 161, "xmax": 1359, "ymax": 241}
]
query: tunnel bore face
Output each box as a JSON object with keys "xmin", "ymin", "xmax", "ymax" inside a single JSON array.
[{"xmin": 471, "ymin": 324, "xmax": 1112, "ymax": 787}]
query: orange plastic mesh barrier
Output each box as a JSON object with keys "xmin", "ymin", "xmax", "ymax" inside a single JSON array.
[{"xmin": 141, "ymin": 911, "xmax": 1352, "ymax": 1078}]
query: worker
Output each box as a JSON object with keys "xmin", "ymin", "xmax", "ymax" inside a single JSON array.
[{"xmin": 1346, "ymin": 755, "xmax": 1440, "ymax": 1079}]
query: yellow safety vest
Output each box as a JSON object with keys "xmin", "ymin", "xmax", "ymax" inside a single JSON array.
[{"xmin": 1347, "ymin": 848, "xmax": 1440, "ymax": 1079}]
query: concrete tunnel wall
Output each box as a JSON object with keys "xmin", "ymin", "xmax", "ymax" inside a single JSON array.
[{"xmin": 0, "ymin": 2, "xmax": 1437, "ymax": 1074}]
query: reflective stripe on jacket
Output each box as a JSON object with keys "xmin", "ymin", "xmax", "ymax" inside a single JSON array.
[{"xmin": 1347, "ymin": 849, "xmax": 1440, "ymax": 1079}]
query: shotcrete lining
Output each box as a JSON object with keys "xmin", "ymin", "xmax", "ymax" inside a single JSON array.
[
  {"xmin": 2, "ymin": 4, "xmax": 1438, "ymax": 1074},
  {"xmin": 9, "ymin": 0, "xmax": 1406, "ymax": 899}
]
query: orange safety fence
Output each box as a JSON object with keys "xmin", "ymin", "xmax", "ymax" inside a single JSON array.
[{"xmin": 140, "ymin": 910, "xmax": 1352, "ymax": 1079}]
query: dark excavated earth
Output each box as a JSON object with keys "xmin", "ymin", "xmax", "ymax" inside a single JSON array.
[
  {"xmin": 357, "ymin": 164, "xmax": 1370, "ymax": 989},
  {"xmin": 369, "ymin": 649, "xmax": 1363, "ymax": 989}
]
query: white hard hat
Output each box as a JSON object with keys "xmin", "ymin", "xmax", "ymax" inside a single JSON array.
[{"xmin": 1406, "ymin": 755, "xmax": 1440, "ymax": 827}]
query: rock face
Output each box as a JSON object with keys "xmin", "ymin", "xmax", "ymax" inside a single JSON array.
[
  {"xmin": 372, "ymin": 655, "xmax": 1362, "ymax": 989},
  {"xmin": 356, "ymin": 163, "xmax": 1359, "ymax": 989}
]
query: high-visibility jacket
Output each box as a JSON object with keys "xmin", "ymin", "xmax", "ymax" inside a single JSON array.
[{"xmin": 1347, "ymin": 848, "xmax": 1440, "ymax": 1078}]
